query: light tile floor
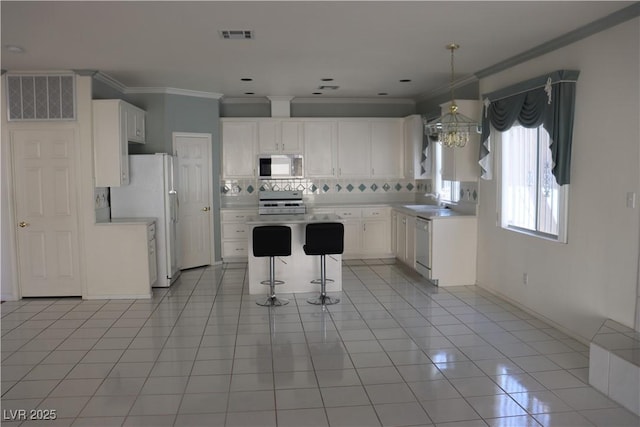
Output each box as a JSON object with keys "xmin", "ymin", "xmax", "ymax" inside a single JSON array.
[{"xmin": 2, "ymin": 260, "xmax": 639, "ymax": 427}]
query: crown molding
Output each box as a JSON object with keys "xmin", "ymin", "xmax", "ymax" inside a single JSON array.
[
  {"xmin": 126, "ymin": 87, "xmax": 223, "ymax": 99},
  {"xmin": 222, "ymin": 97, "xmax": 270, "ymax": 104},
  {"xmin": 474, "ymin": 2, "xmax": 640, "ymax": 79},
  {"xmin": 292, "ymin": 97, "xmax": 415, "ymax": 105},
  {"xmin": 415, "ymin": 74, "xmax": 478, "ymax": 103},
  {"xmin": 92, "ymin": 71, "xmax": 127, "ymax": 93},
  {"xmin": 92, "ymin": 71, "xmax": 223, "ymax": 99}
]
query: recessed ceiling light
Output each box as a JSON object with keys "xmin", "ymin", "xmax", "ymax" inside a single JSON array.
[
  {"xmin": 321, "ymin": 78, "xmax": 334, "ymax": 82},
  {"xmin": 318, "ymin": 85, "xmax": 339, "ymax": 90},
  {"xmin": 5, "ymin": 45, "xmax": 25, "ymax": 54},
  {"xmin": 240, "ymin": 78, "xmax": 253, "ymax": 82},
  {"xmin": 312, "ymin": 92, "xmax": 323, "ymax": 95},
  {"xmin": 399, "ymin": 79, "xmax": 412, "ymax": 83},
  {"xmin": 378, "ymin": 92, "xmax": 389, "ymax": 96},
  {"xmin": 244, "ymin": 92, "xmax": 255, "ymax": 95}
]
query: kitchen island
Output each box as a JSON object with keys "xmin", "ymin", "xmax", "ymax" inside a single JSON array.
[{"xmin": 246, "ymin": 214, "xmax": 342, "ymax": 295}]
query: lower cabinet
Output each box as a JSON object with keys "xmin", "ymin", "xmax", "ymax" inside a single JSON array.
[
  {"xmin": 394, "ymin": 210, "xmax": 415, "ymax": 267},
  {"xmin": 313, "ymin": 206, "xmax": 392, "ymax": 259},
  {"xmin": 221, "ymin": 209, "xmax": 256, "ymax": 260},
  {"xmin": 87, "ymin": 220, "xmax": 156, "ymax": 299},
  {"xmin": 430, "ymin": 216, "xmax": 477, "ymax": 286}
]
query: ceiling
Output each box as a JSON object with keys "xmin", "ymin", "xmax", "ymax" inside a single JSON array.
[{"xmin": 1, "ymin": 1, "xmax": 634, "ymax": 100}]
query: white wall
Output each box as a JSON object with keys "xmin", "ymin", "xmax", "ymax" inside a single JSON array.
[{"xmin": 477, "ymin": 18, "xmax": 640, "ymax": 340}]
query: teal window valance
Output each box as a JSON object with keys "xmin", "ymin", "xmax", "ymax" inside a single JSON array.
[{"xmin": 480, "ymin": 70, "xmax": 580, "ymax": 185}]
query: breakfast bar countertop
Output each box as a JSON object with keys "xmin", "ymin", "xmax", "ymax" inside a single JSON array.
[{"xmin": 245, "ymin": 213, "xmax": 341, "ymax": 225}]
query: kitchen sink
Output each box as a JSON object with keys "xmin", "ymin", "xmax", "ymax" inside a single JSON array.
[{"xmin": 402, "ymin": 204, "xmax": 445, "ymax": 210}]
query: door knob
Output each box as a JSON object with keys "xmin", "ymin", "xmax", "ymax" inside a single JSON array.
[
  {"xmin": 202, "ymin": 207, "xmax": 210, "ymax": 212},
  {"xmin": 18, "ymin": 221, "xmax": 29, "ymax": 228}
]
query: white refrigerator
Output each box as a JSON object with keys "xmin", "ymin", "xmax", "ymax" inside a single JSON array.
[{"xmin": 110, "ymin": 153, "xmax": 180, "ymax": 287}]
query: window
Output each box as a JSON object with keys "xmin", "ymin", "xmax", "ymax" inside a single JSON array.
[
  {"xmin": 500, "ymin": 124, "xmax": 568, "ymax": 242},
  {"xmin": 433, "ymin": 143, "xmax": 460, "ymax": 203}
]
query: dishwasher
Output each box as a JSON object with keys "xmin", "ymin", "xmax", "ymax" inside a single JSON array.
[{"xmin": 414, "ymin": 217, "xmax": 434, "ymax": 283}]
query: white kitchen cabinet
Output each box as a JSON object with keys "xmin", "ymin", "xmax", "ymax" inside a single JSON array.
[
  {"xmin": 440, "ymin": 100, "xmax": 481, "ymax": 182},
  {"xmin": 430, "ymin": 216, "xmax": 477, "ymax": 286},
  {"xmin": 342, "ymin": 220, "xmax": 362, "ymax": 256},
  {"xmin": 88, "ymin": 219, "xmax": 156, "ymax": 299},
  {"xmin": 361, "ymin": 207, "xmax": 391, "ymax": 255},
  {"xmin": 404, "ymin": 114, "xmax": 430, "ymax": 179},
  {"xmin": 337, "ymin": 120, "xmax": 371, "ymax": 177},
  {"xmin": 394, "ymin": 210, "xmax": 415, "ymax": 268},
  {"xmin": 390, "ymin": 210, "xmax": 397, "ymax": 255},
  {"xmin": 125, "ymin": 104, "xmax": 146, "ymax": 143},
  {"xmin": 221, "ymin": 120, "xmax": 258, "ymax": 178},
  {"xmin": 147, "ymin": 222, "xmax": 158, "ymax": 286},
  {"xmin": 304, "ymin": 120, "xmax": 337, "ymax": 178},
  {"xmin": 220, "ymin": 208, "xmax": 257, "ymax": 260},
  {"xmin": 371, "ymin": 120, "xmax": 403, "ymax": 178},
  {"xmin": 314, "ymin": 205, "xmax": 392, "ymax": 259},
  {"xmin": 337, "ymin": 119, "xmax": 403, "ymax": 178},
  {"xmin": 93, "ymin": 99, "xmax": 146, "ymax": 187},
  {"xmin": 258, "ymin": 119, "xmax": 303, "ymax": 154}
]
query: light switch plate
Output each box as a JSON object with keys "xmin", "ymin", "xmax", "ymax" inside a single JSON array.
[{"xmin": 626, "ymin": 192, "xmax": 636, "ymax": 209}]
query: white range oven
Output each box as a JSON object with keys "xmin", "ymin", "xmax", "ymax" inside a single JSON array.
[{"xmin": 414, "ymin": 217, "xmax": 433, "ymax": 283}]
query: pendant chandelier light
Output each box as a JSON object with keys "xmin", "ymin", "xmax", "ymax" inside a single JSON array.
[{"xmin": 425, "ymin": 43, "xmax": 479, "ymax": 148}]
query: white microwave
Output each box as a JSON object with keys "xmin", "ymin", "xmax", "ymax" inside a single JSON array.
[{"xmin": 258, "ymin": 154, "xmax": 303, "ymax": 179}]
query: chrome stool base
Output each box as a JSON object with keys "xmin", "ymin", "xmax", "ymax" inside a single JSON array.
[
  {"xmin": 307, "ymin": 295, "xmax": 340, "ymax": 305},
  {"xmin": 256, "ymin": 296, "xmax": 290, "ymax": 307}
]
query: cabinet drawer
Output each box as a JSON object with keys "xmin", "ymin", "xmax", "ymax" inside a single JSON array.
[
  {"xmin": 222, "ymin": 223, "xmax": 248, "ymax": 239},
  {"xmin": 335, "ymin": 207, "xmax": 362, "ymax": 218},
  {"xmin": 311, "ymin": 208, "xmax": 335, "ymax": 215},
  {"xmin": 223, "ymin": 240, "xmax": 248, "ymax": 258},
  {"xmin": 362, "ymin": 207, "xmax": 389, "ymax": 218},
  {"xmin": 221, "ymin": 210, "xmax": 255, "ymax": 222}
]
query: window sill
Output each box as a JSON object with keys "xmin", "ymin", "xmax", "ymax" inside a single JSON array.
[{"xmin": 502, "ymin": 225, "xmax": 567, "ymax": 244}]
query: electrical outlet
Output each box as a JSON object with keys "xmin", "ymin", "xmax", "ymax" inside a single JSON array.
[{"xmin": 523, "ymin": 273, "xmax": 528, "ymax": 285}]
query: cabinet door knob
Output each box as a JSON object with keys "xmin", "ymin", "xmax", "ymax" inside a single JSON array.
[
  {"xmin": 18, "ymin": 221, "xmax": 29, "ymax": 228},
  {"xmin": 202, "ymin": 207, "xmax": 210, "ymax": 212}
]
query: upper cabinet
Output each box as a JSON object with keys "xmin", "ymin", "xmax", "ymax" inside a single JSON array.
[
  {"xmin": 258, "ymin": 119, "xmax": 303, "ymax": 154},
  {"xmin": 125, "ymin": 104, "xmax": 146, "ymax": 143},
  {"xmin": 370, "ymin": 119, "xmax": 402, "ymax": 178},
  {"xmin": 221, "ymin": 117, "xmax": 405, "ymax": 179},
  {"xmin": 221, "ymin": 120, "xmax": 258, "ymax": 178},
  {"xmin": 440, "ymin": 100, "xmax": 481, "ymax": 182},
  {"xmin": 304, "ymin": 120, "xmax": 337, "ymax": 178},
  {"xmin": 337, "ymin": 119, "xmax": 403, "ymax": 178},
  {"xmin": 93, "ymin": 99, "xmax": 146, "ymax": 187},
  {"xmin": 337, "ymin": 121, "xmax": 371, "ymax": 178}
]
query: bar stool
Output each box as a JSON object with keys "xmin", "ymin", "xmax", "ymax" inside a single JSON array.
[
  {"xmin": 253, "ymin": 226, "xmax": 291, "ymax": 307},
  {"xmin": 304, "ymin": 222, "xmax": 344, "ymax": 305}
]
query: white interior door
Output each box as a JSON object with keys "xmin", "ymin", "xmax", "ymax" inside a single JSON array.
[
  {"xmin": 173, "ymin": 133, "xmax": 213, "ymax": 269},
  {"xmin": 11, "ymin": 129, "xmax": 82, "ymax": 297}
]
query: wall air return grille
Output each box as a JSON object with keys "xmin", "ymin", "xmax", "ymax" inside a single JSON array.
[
  {"xmin": 6, "ymin": 74, "xmax": 76, "ymax": 121},
  {"xmin": 219, "ymin": 30, "xmax": 254, "ymax": 39}
]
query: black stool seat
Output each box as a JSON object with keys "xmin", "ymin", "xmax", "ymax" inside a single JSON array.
[
  {"xmin": 304, "ymin": 223, "xmax": 343, "ymax": 305},
  {"xmin": 253, "ymin": 226, "xmax": 292, "ymax": 257},
  {"xmin": 303, "ymin": 222, "xmax": 344, "ymax": 256},
  {"xmin": 253, "ymin": 226, "xmax": 291, "ymax": 306}
]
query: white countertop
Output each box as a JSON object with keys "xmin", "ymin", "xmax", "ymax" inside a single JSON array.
[
  {"xmin": 221, "ymin": 201, "xmax": 475, "ymax": 219},
  {"xmin": 96, "ymin": 217, "xmax": 156, "ymax": 226},
  {"xmin": 246, "ymin": 213, "xmax": 341, "ymax": 225}
]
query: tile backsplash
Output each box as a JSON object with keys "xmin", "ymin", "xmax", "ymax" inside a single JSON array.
[{"xmin": 222, "ymin": 178, "xmax": 419, "ymax": 197}]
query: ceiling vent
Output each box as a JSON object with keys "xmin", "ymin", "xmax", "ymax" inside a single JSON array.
[
  {"xmin": 318, "ymin": 85, "xmax": 339, "ymax": 90},
  {"xmin": 219, "ymin": 30, "xmax": 254, "ymax": 40}
]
